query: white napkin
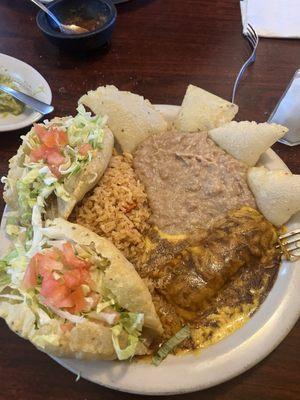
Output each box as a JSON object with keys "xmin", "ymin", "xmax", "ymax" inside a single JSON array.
[{"xmin": 240, "ymin": 0, "xmax": 300, "ymax": 38}]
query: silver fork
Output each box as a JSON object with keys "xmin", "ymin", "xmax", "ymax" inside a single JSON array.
[
  {"xmin": 232, "ymin": 24, "xmax": 259, "ymax": 103},
  {"xmin": 277, "ymin": 229, "xmax": 300, "ymax": 261}
]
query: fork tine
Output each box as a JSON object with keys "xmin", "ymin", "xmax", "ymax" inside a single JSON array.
[
  {"xmin": 246, "ymin": 33, "xmax": 256, "ymax": 49},
  {"xmin": 277, "ymin": 229, "xmax": 300, "ymax": 260},
  {"xmin": 246, "ymin": 25, "xmax": 256, "ymax": 40},
  {"xmin": 281, "ymin": 235, "xmax": 300, "ymax": 247},
  {"xmin": 246, "ymin": 24, "xmax": 259, "ymax": 49},
  {"xmin": 285, "ymin": 241, "xmax": 300, "ymax": 252},
  {"xmin": 279, "ymin": 229, "xmax": 300, "ymax": 239},
  {"xmin": 247, "ymin": 24, "xmax": 258, "ymax": 40}
]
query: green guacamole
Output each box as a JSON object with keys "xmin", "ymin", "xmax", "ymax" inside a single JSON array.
[{"xmin": 0, "ymin": 74, "xmax": 25, "ymax": 116}]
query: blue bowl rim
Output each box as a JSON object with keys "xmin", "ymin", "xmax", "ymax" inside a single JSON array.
[{"xmin": 36, "ymin": 0, "xmax": 117, "ymax": 39}]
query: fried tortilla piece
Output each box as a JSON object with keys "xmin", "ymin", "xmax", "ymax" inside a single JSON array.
[
  {"xmin": 142, "ymin": 207, "xmax": 279, "ymax": 317},
  {"xmin": 248, "ymin": 166, "xmax": 300, "ymax": 226},
  {"xmin": 208, "ymin": 121, "xmax": 288, "ymax": 167},
  {"xmin": 0, "ymin": 219, "xmax": 163, "ymax": 361},
  {"xmin": 2, "ymin": 112, "xmax": 114, "ymax": 222},
  {"xmin": 79, "ymin": 85, "xmax": 168, "ymax": 153},
  {"xmin": 174, "ymin": 84, "xmax": 238, "ymax": 132}
]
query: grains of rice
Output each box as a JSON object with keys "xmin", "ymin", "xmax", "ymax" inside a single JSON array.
[{"xmin": 70, "ymin": 153, "xmax": 151, "ymax": 266}]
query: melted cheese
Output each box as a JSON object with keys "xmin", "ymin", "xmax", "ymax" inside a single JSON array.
[
  {"xmin": 154, "ymin": 227, "xmax": 187, "ymax": 242},
  {"xmin": 192, "ymin": 276, "xmax": 269, "ymax": 350}
]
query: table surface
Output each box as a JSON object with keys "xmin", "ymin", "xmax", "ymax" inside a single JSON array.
[{"xmin": 0, "ymin": 0, "xmax": 299, "ymax": 399}]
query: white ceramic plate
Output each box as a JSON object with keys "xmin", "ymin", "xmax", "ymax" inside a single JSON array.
[
  {"xmin": 0, "ymin": 54, "xmax": 52, "ymax": 132},
  {"xmin": 1, "ymin": 105, "xmax": 299, "ymax": 395}
]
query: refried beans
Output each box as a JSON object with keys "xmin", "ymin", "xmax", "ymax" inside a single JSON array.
[{"xmin": 133, "ymin": 130, "xmax": 256, "ymax": 234}]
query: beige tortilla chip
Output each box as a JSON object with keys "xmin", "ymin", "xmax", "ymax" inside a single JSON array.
[
  {"xmin": 79, "ymin": 85, "xmax": 168, "ymax": 153},
  {"xmin": 209, "ymin": 121, "xmax": 288, "ymax": 167},
  {"xmin": 174, "ymin": 84, "xmax": 238, "ymax": 132},
  {"xmin": 247, "ymin": 166, "xmax": 300, "ymax": 226}
]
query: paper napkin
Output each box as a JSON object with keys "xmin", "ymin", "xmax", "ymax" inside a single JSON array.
[{"xmin": 240, "ymin": 0, "xmax": 300, "ymax": 38}]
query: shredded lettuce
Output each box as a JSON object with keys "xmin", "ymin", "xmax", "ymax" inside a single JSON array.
[
  {"xmin": 111, "ymin": 325, "xmax": 140, "ymax": 361},
  {"xmin": 1, "ymin": 105, "xmax": 106, "ymax": 237},
  {"xmin": 110, "ymin": 312, "xmax": 145, "ymax": 361},
  {"xmin": 2, "ymin": 242, "xmax": 27, "ymax": 289},
  {"xmin": 152, "ymin": 326, "xmax": 191, "ymax": 366},
  {"xmin": 0, "ymin": 260, "xmax": 11, "ymax": 292},
  {"xmin": 0, "ymin": 294, "xmax": 23, "ymax": 301},
  {"xmin": 96, "ymin": 299, "xmax": 115, "ymax": 313},
  {"xmin": 67, "ymin": 104, "xmax": 106, "ymax": 149},
  {"xmin": 6, "ymin": 224, "xmax": 22, "ymax": 237},
  {"xmin": 121, "ymin": 312, "xmax": 144, "ymax": 334}
]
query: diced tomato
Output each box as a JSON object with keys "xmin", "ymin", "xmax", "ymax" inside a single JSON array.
[
  {"xmin": 79, "ymin": 143, "xmax": 92, "ymax": 156},
  {"xmin": 30, "ymin": 144, "xmax": 47, "ymax": 162},
  {"xmin": 43, "ymin": 148, "xmax": 65, "ymax": 178},
  {"xmin": 68, "ymin": 286, "xmax": 87, "ymax": 313},
  {"xmin": 62, "ymin": 242, "xmax": 90, "ymax": 269},
  {"xmin": 24, "ymin": 242, "xmax": 94, "ymax": 315},
  {"xmin": 22, "ymin": 254, "xmax": 40, "ymax": 289},
  {"xmin": 40, "ymin": 272, "xmax": 62, "ymax": 297},
  {"xmin": 45, "ymin": 148, "xmax": 65, "ymax": 166},
  {"xmin": 54, "ymin": 294, "xmax": 74, "ymax": 309},
  {"xmin": 34, "ymin": 124, "xmax": 49, "ymax": 143},
  {"xmin": 34, "ymin": 124, "xmax": 68, "ymax": 148},
  {"xmin": 61, "ymin": 322, "xmax": 74, "ymax": 333},
  {"xmin": 52, "ymin": 128, "xmax": 69, "ymax": 147},
  {"xmin": 30, "ymin": 145, "xmax": 65, "ymax": 178},
  {"xmin": 38, "ymin": 254, "xmax": 64, "ymax": 277},
  {"xmin": 41, "ymin": 273, "xmax": 74, "ymax": 308},
  {"xmin": 64, "ymin": 269, "xmax": 84, "ymax": 289}
]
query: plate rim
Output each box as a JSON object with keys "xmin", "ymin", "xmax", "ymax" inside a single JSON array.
[
  {"xmin": 1, "ymin": 104, "xmax": 299, "ymax": 395},
  {"xmin": 0, "ymin": 53, "xmax": 52, "ymax": 132}
]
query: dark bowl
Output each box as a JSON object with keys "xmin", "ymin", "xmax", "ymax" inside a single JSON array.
[{"xmin": 36, "ymin": 0, "xmax": 117, "ymax": 52}]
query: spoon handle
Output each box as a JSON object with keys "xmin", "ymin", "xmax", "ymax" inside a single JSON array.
[
  {"xmin": 0, "ymin": 85, "xmax": 54, "ymax": 115},
  {"xmin": 30, "ymin": 0, "xmax": 61, "ymax": 27}
]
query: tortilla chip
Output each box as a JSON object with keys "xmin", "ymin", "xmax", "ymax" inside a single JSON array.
[
  {"xmin": 247, "ymin": 166, "xmax": 300, "ymax": 226},
  {"xmin": 209, "ymin": 121, "xmax": 288, "ymax": 167},
  {"xmin": 79, "ymin": 85, "xmax": 168, "ymax": 153},
  {"xmin": 174, "ymin": 84, "xmax": 238, "ymax": 132}
]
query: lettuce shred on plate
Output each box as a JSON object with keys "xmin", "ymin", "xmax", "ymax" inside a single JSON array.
[{"xmin": 152, "ymin": 326, "xmax": 191, "ymax": 366}]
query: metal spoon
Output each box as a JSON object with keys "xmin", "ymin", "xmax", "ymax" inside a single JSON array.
[
  {"xmin": 30, "ymin": 0, "xmax": 89, "ymax": 34},
  {"xmin": 0, "ymin": 85, "xmax": 54, "ymax": 115}
]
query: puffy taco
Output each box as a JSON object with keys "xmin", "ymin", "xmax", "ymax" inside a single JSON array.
[
  {"xmin": 0, "ymin": 219, "xmax": 163, "ymax": 360},
  {"xmin": 2, "ymin": 105, "xmax": 113, "ymax": 227}
]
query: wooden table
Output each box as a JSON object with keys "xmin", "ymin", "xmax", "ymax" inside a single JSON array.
[{"xmin": 0, "ymin": 0, "xmax": 299, "ymax": 398}]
